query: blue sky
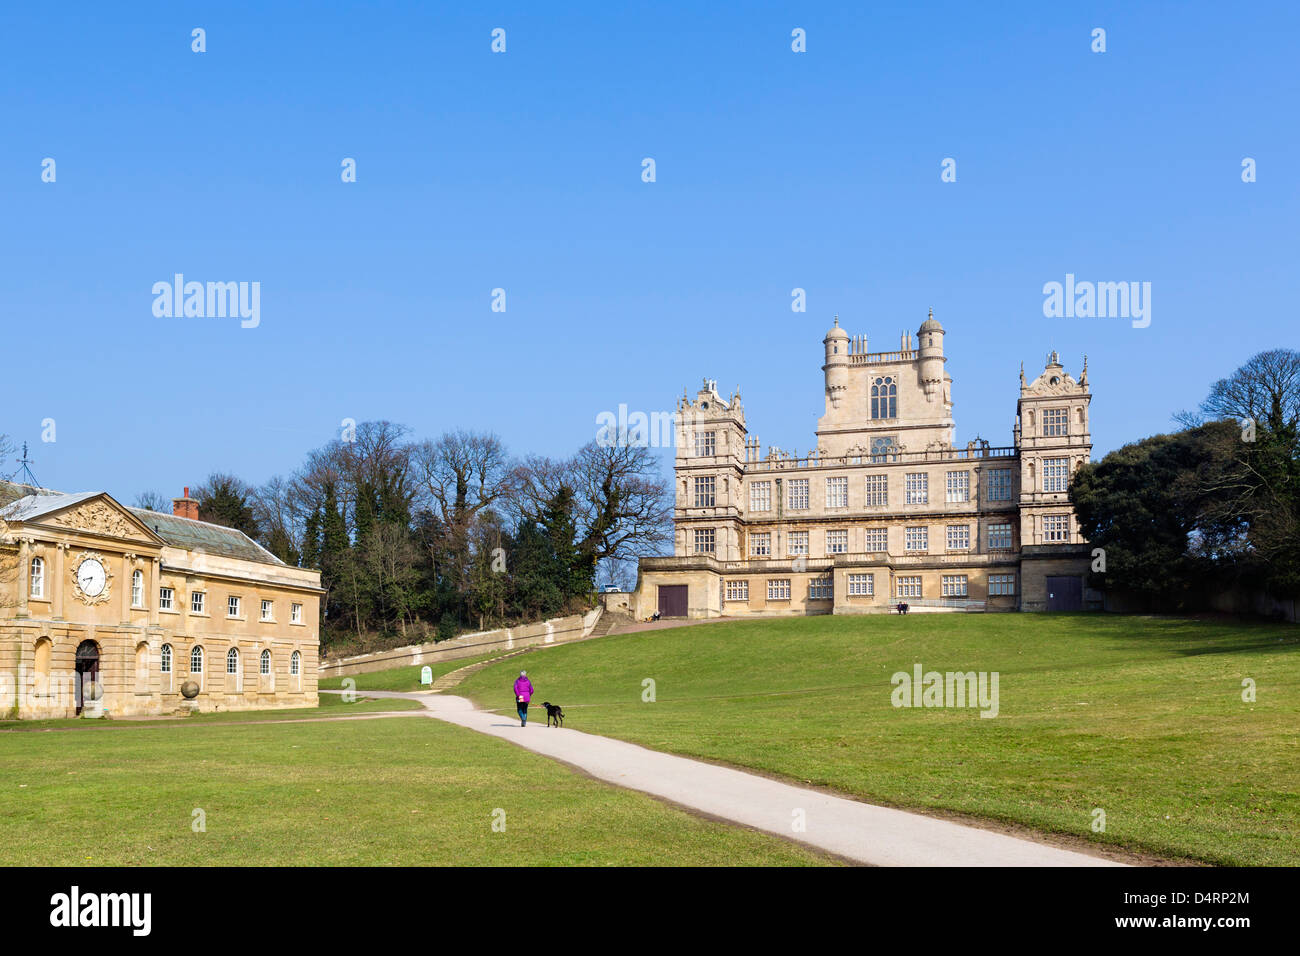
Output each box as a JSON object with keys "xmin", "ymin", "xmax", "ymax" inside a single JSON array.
[{"xmin": 2, "ymin": 1, "xmax": 1296, "ymax": 501}]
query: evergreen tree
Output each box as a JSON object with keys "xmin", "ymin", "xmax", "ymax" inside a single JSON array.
[
  {"xmin": 539, "ymin": 486, "xmax": 594, "ymax": 604},
  {"xmin": 508, "ymin": 521, "xmax": 563, "ymax": 620},
  {"xmin": 265, "ymin": 526, "xmax": 300, "ymax": 567},
  {"xmin": 195, "ymin": 474, "xmax": 261, "ymax": 540},
  {"xmin": 301, "ymin": 508, "xmax": 321, "ymax": 569},
  {"xmin": 319, "ymin": 483, "xmax": 351, "ymax": 630}
]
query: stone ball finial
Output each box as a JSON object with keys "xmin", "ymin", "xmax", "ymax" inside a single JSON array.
[{"xmin": 181, "ymin": 680, "xmax": 200, "ymax": 700}]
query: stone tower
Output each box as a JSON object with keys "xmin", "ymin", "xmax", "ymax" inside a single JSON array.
[
  {"xmin": 672, "ymin": 380, "xmax": 748, "ymax": 561},
  {"xmin": 1015, "ymin": 352, "xmax": 1092, "ymax": 548}
]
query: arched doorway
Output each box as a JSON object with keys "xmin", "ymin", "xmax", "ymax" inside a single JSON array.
[{"xmin": 74, "ymin": 640, "xmax": 100, "ymax": 715}]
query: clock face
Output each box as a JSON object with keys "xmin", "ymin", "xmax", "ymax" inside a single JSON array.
[{"xmin": 77, "ymin": 558, "xmax": 107, "ymax": 597}]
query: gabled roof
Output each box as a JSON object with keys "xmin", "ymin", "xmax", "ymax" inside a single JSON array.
[
  {"xmin": 2, "ymin": 490, "xmax": 167, "ymax": 546},
  {"xmin": 0, "ymin": 481, "xmax": 284, "ymax": 567}
]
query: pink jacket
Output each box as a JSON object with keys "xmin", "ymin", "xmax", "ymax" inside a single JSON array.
[{"xmin": 513, "ymin": 676, "xmax": 534, "ymax": 702}]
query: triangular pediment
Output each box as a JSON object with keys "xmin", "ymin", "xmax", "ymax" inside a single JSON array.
[{"xmin": 24, "ymin": 494, "xmax": 166, "ymax": 546}]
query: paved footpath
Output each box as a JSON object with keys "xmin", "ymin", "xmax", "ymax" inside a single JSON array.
[{"xmin": 327, "ymin": 689, "xmax": 1124, "ymax": 867}]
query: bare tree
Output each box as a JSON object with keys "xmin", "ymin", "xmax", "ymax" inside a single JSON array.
[
  {"xmin": 361, "ymin": 522, "xmax": 421, "ymax": 637},
  {"xmin": 252, "ymin": 475, "xmax": 302, "ymax": 563},
  {"xmin": 414, "ymin": 431, "xmax": 514, "ymax": 529},
  {"xmin": 1178, "ymin": 349, "xmax": 1300, "ymax": 592},
  {"xmin": 505, "ymin": 453, "xmax": 573, "ymax": 524},
  {"xmin": 286, "ymin": 439, "xmax": 351, "ymax": 539},
  {"xmin": 570, "ymin": 441, "xmax": 672, "ymax": 564},
  {"xmin": 509, "ymin": 441, "xmax": 672, "ymax": 566},
  {"xmin": 339, "ymin": 421, "xmax": 416, "ymax": 519},
  {"xmin": 0, "ymin": 434, "xmax": 16, "ymax": 484},
  {"xmin": 134, "ymin": 490, "xmax": 170, "ymax": 513},
  {"xmin": 413, "ymin": 431, "xmax": 514, "ymax": 599},
  {"xmin": 1178, "ymin": 348, "xmax": 1300, "ymax": 432}
]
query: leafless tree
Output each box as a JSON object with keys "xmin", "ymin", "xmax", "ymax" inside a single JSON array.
[
  {"xmin": 1178, "ymin": 350, "xmax": 1300, "ymax": 588},
  {"xmin": 0, "ymin": 434, "xmax": 16, "ymax": 484},
  {"xmin": 1177, "ymin": 348, "xmax": 1300, "ymax": 432},
  {"xmin": 413, "ymin": 430, "xmax": 514, "ymax": 594},
  {"xmin": 361, "ymin": 522, "xmax": 421, "ymax": 637},
  {"xmin": 133, "ymin": 490, "xmax": 170, "ymax": 513},
  {"xmin": 252, "ymin": 476, "xmax": 301, "ymax": 558},
  {"xmin": 414, "ymin": 430, "xmax": 514, "ymax": 530},
  {"xmin": 570, "ymin": 441, "xmax": 672, "ymax": 563},
  {"xmin": 509, "ymin": 441, "xmax": 672, "ymax": 566},
  {"xmin": 339, "ymin": 421, "xmax": 416, "ymax": 517}
]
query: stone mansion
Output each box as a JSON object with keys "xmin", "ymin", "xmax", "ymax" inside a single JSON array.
[
  {"xmin": 633, "ymin": 313, "xmax": 1099, "ymax": 618},
  {"xmin": 0, "ymin": 481, "xmax": 321, "ymax": 719}
]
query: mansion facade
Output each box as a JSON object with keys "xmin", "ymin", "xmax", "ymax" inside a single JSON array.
[
  {"xmin": 633, "ymin": 313, "xmax": 1100, "ymax": 618},
  {"xmin": 1, "ymin": 481, "xmax": 322, "ymax": 719}
]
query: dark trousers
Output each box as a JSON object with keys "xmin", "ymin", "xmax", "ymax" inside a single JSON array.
[{"xmin": 517, "ymin": 700, "xmax": 529, "ymax": 723}]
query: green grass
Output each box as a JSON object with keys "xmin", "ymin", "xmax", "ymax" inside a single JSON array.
[
  {"xmin": 457, "ymin": 613, "xmax": 1300, "ymax": 865},
  {"xmin": 0, "ymin": 694, "xmax": 424, "ymax": 732},
  {"xmin": 319, "ymin": 649, "xmax": 505, "ymax": 692},
  {"xmin": 0, "ymin": 715, "xmax": 829, "ymax": 866}
]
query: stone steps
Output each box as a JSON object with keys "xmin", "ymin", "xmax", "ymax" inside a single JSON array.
[
  {"xmin": 429, "ymin": 607, "xmax": 633, "ymax": 693},
  {"xmin": 429, "ymin": 647, "xmax": 534, "ymax": 693}
]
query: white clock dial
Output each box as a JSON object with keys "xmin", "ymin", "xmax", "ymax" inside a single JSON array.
[{"xmin": 77, "ymin": 558, "xmax": 106, "ymax": 597}]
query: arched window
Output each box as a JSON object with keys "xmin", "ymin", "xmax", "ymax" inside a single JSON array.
[
  {"xmin": 260, "ymin": 649, "xmax": 272, "ymax": 675},
  {"xmin": 290, "ymin": 651, "xmax": 301, "ymax": 676},
  {"xmin": 131, "ymin": 569, "xmax": 144, "ymax": 608},
  {"xmin": 870, "ymin": 377, "xmax": 897, "ymax": 419},
  {"xmin": 160, "ymin": 643, "xmax": 173, "ymax": 694},
  {"xmin": 227, "ymin": 646, "xmax": 242, "ymax": 691},
  {"xmin": 190, "ymin": 645, "xmax": 204, "ymax": 673},
  {"xmin": 30, "ymin": 557, "xmax": 44, "ymax": 598}
]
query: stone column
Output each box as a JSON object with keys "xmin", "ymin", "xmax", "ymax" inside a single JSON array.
[
  {"xmin": 16, "ymin": 538, "xmax": 30, "ymax": 618},
  {"xmin": 121, "ymin": 553, "xmax": 135, "ymax": 624},
  {"xmin": 149, "ymin": 558, "xmax": 161, "ymax": 626},
  {"xmin": 52, "ymin": 544, "xmax": 66, "ymax": 621}
]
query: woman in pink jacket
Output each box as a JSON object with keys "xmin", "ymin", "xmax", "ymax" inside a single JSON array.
[{"xmin": 513, "ymin": 670, "xmax": 534, "ymax": 726}]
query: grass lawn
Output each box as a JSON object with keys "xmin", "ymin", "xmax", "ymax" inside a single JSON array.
[
  {"xmin": 318, "ymin": 649, "xmax": 505, "ymax": 692},
  {"xmin": 0, "ymin": 714, "xmax": 829, "ymax": 866},
  {"xmin": 457, "ymin": 613, "xmax": 1300, "ymax": 865}
]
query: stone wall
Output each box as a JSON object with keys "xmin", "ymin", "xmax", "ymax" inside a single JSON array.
[
  {"xmin": 318, "ymin": 609, "xmax": 601, "ymax": 679},
  {"xmin": 1018, "ymin": 545, "xmax": 1099, "ymax": 612}
]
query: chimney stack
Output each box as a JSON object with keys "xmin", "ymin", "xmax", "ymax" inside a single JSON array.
[{"xmin": 173, "ymin": 486, "xmax": 199, "ymax": 520}]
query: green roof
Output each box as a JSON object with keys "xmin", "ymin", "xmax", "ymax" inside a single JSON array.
[{"xmin": 129, "ymin": 509, "xmax": 284, "ymax": 565}]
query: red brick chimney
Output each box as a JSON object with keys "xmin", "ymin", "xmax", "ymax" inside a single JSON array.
[{"xmin": 172, "ymin": 486, "xmax": 200, "ymax": 520}]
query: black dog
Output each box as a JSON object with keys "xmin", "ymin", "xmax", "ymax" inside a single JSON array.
[{"xmin": 542, "ymin": 701, "xmax": 564, "ymax": 728}]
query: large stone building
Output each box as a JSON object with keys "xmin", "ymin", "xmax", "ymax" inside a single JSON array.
[
  {"xmin": 0, "ymin": 481, "xmax": 322, "ymax": 719},
  {"xmin": 633, "ymin": 313, "xmax": 1099, "ymax": 618}
]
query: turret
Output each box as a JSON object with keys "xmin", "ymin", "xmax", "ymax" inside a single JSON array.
[
  {"xmin": 917, "ymin": 308, "xmax": 946, "ymax": 399},
  {"xmin": 823, "ymin": 316, "xmax": 850, "ymax": 408}
]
